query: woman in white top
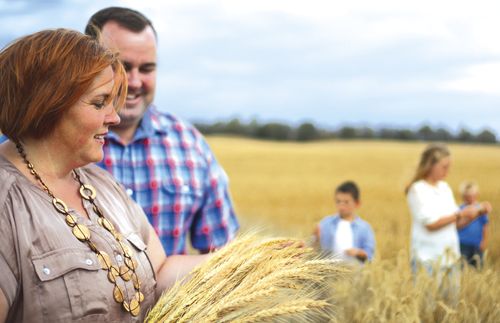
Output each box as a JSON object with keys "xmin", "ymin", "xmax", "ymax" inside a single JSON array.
[{"xmin": 405, "ymin": 143, "xmax": 491, "ymax": 271}]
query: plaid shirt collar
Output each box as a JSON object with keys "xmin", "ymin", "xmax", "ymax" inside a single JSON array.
[{"xmin": 107, "ymin": 105, "xmax": 167, "ymax": 144}]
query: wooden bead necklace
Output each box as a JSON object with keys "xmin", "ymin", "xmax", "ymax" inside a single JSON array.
[{"xmin": 16, "ymin": 143, "xmax": 144, "ymax": 317}]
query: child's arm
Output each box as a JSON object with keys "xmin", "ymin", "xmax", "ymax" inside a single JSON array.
[
  {"xmin": 362, "ymin": 225, "xmax": 376, "ymax": 261},
  {"xmin": 345, "ymin": 248, "xmax": 368, "ymax": 261},
  {"xmin": 346, "ymin": 224, "xmax": 375, "ymax": 262}
]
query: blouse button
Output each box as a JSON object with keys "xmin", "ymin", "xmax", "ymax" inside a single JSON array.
[
  {"xmin": 43, "ymin": 266, "xmax": 51, "ymax": 275},
  {"xmin": 85, "ymin": 258, "xmax": 93, "ymax": 266},
  {"xmin": 116, "ymin": 254, "xmax": 123, "ymax": 262}
]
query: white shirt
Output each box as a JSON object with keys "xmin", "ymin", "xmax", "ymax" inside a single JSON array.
[
  {"xmin": 333, "ymin": 219, "xmax": 354, "ymax": 261},
  {"xmin": 407, "ymin": 180, "xmax": 460, "ymax": 267}
]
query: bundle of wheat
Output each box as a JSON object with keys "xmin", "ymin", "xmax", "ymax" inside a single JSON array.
[{"xmin": 145, "ymin": 233, "xmax": 346, "ymax": 322}]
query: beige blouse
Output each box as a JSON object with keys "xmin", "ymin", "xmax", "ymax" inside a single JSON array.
[{"xmin": 0, "ymin": 155, "xmax": 157, "ymax": 322}]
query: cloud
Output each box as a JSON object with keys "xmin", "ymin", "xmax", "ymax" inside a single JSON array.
[
  {"xmin": 440, "ymin": 62, "xmax": 500, "ymax": 96},
  {"xmin": 1, "ymin": 0, "xmax": 499, "ymax": 133}
]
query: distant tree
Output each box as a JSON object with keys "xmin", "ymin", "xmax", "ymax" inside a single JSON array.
[
  {"xmin": 296, "ymin": 122, "xmax": 319, "ymax": 141},
  {"xmin": 457, "ymin": 128, "xmax": 474, "ymax": 142},
  {"xmin": 338, "ymin": 126, "xmax": 357, "ymax": 139},
  {"xmin": 225, "ymin": 118, "xmax": 246, "ymax": 135},
  {"xmin": 379, "ymin": 128, "xmax": 396, "ymax": 139},
  {"xmin": 475, "ymin": 129, "xmax": 497, "ymax": 143},
  {"xmin": 436, "ymin": 128, "xmax": 453, "ymax": 141},
  {"xmin": 194, "ymin": 122, "xmax": 211, "ymax": 134},
  {"xmin": 358, "ymin": 127, "xmax": 375, "ymax": 139},
  {"xmin": 212, "ymin": 121, "xmax": 228, "ymax": 134},
  {"xmin": 256, "ymin": 123, "xmax": 292, "ymax": 141},
  {"xmin": 395, "ymin": 129, "xmax": 415, "ymax": 140},
  {"xmin": 417, "ymin": 125, "xmax": 434, "ymax": 141},
  {"xmin": 246, "ymin": 119, "xmax": 260, "ymax": 137},
  {"xmin": 320, "ymin": 129, "xmax": 336, "ymax": 139},
  {"xmin": 195, "ymin": 119, "xmax": 494, "ymax": 143}
]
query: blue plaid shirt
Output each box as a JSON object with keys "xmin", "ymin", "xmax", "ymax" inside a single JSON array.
[{"xmin": 97, "ymin": 106, "xmax": 239, "ymax": 255}]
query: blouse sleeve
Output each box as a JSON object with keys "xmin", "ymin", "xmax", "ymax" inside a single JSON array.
[
  {"xmin": 407, "ymin": 184, "xmax": 440, "ymax": 225},
  {"xmin": 0, "ymin": 188, "xmax": 19, "ymax": 307}
]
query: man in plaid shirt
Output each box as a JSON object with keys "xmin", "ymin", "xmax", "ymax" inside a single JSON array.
[{"xmin": 85, "ymin": 7, "xmax": 239, "ymax": 255}]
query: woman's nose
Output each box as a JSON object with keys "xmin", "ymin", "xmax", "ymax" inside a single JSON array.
[{"xmin": 106, "ymin": 106, "xmax": 121, "ymax": 126}]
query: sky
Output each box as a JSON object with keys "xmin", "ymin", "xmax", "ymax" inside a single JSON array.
[{"xmin": 1, "ymin": 0, "xmax": 499, "ymax": 134}]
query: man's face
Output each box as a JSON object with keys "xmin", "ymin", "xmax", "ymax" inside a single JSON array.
[{"xmin": 101, "ymin": 21, "xmax": 157, "ymax": 131}]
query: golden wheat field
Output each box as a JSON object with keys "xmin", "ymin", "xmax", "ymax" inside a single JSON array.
[{"xmin": 207, "ymin": 136, "xmax": 500, "ymax": 322}]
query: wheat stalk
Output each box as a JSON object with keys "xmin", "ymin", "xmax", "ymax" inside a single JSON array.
[
  {"xmin": 234, "ymin": 299, "xmax": 330, "ymax": 323},
  {"xmin": 145, "ymin": 232, "xmax": 345, "ymax": 322}
]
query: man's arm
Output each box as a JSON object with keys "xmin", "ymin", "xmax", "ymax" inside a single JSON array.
[{"xmin": 191, "ymin": 137, "xmax": 239, "ymax": 253}]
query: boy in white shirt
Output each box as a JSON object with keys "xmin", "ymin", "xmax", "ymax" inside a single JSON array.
[{"xmin": 314, "ymin": 181, "xmax": 375, "ymax": 263}]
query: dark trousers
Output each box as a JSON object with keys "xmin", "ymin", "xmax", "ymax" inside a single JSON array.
[{"xmin": 460, "ymin": 244, "xmax": 483, "ymax": 268}]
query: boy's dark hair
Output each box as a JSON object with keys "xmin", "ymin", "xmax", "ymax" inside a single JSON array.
[
  {"xmin": 84, "ymin": 7, "xmax": 157, "ymax": 38},
  {"xmin": 335, "ymin": 181, "xmax": 360, "ymax": 202}
]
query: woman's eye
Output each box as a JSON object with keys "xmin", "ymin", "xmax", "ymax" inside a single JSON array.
[{"xmin": 93, "ymin": 102, "xmax": 105, "ymax": 109}]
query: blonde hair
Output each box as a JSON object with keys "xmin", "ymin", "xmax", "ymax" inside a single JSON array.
[
  {"xmin": 405, "ymin": 143, "xmax": 450, "ymax": 194},
  {"xmin": 459, "ymin": 181, "xmax": 479, "ymax": 196}
]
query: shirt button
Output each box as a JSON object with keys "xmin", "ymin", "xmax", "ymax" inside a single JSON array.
[
  {"xmin": 43, "ymin": 267, "xmax": 51, "ymax": 275},
  {"xmin": 181, "ymin": 185, "xmax": 190, "ymax": 193},
  {"xmin": 126, "ymin": 188, "xmax": 134, "ymax": 196},
  {"xmin": 85, "ymin": 258, "xmax": 93, "ymax": 266},
  {"xmin": 116, "ymin": 254, "xmax": 123, "ymax": 262}
]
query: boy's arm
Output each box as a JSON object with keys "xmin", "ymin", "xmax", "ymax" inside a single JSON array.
[
  {"xmin": 345, "ymin": 248, "xmax": 368, "ymax": 261},
  {"xmin": 362, "ymin": 224, "xmax": 375, "ymax": 260},
  {"xmin": 362, "ymin": 225, "xmax": 376, "ymax": 261},
  {"xmin": 347, "ymin": 223, "xmax": 375, "ymax": 262}
]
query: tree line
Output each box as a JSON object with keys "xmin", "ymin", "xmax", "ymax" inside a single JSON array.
[{"xmin": 194, "ymin": 119, "xmax": 498, "ymax": 143}]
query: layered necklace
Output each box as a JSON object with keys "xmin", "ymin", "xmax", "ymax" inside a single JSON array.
[{"xmin": 16, "ymin": 143, "xmax": 144, "ymax": 317}]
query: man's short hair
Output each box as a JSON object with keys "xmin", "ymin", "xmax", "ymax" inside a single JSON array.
[{"xmin": 85, "ymin": 7, "xmax": 157, "ymax": 38}]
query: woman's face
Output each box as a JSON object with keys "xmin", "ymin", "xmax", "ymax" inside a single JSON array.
[
  {"xmin": 427, "ymin": 156, "xmax": 451, "ymax": 182},
  {"xmin": 50, "ymin": 66, "xmax": 120, "ymax": 167}
]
